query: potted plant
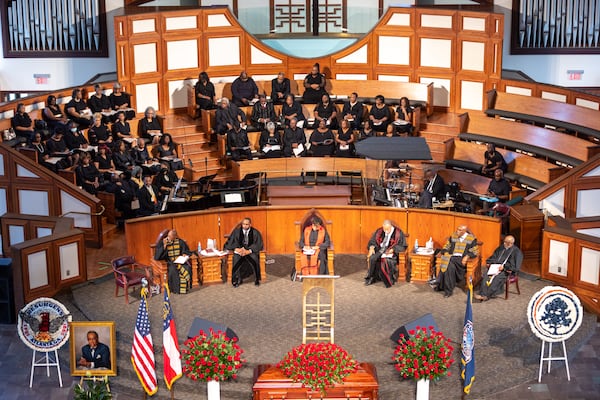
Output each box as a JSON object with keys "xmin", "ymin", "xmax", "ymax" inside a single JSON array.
[
  {"xmin": 72, "ymin": 376, "xmax": 112, "ymax": 400},
  {"xmin": 277, "ymin": 342, "xmax": 358, "ymax": 395},
  {"xmin": 182, "ymin": 328, "xmax": 245, "ymax": 400},
  {"xmin": 392, "ymin": 326, "xmax": 454, "ymax": 400}
]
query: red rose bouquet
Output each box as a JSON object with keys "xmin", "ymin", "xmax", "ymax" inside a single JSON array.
[
  {"xmin": 392, "ymin": 326, "xmax": 454, "ymax": 381},
  {"xmin": 182, "ymin": 328, "xmax": 245, "ymax": 382},
  {"xmin": 277, "ymin": 342, "xmax": 358, "ymax": 394}
]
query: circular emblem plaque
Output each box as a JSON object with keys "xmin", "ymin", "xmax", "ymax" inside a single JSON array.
[
  {"xmin": 17, "ymin": 297, "xmax": 71, "ymax": 352},
  {"xmin": 527, "ymin": 286, "xmax": 583, "ymax": 343}
]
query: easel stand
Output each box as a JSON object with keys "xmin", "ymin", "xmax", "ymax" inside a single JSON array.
[
  {"xmin": 29, "ymin": 349, "xmax": 62, "ymax": 388},
  {"xmin": 79, "ymin": 375, "xmax": 111, "ymax": 393},
  {"xmin": 538, "ymin": 340, "xmax": 570, "ymax": 382}
]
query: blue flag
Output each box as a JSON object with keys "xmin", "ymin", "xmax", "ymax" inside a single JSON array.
[{"xmin": 462, "ymin": 280, "xmax": 475, "ymax": 394}]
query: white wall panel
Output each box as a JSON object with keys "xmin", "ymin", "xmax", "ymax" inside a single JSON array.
[
  {"xmin": 378, "ymin": 75, "xmax": 410, "ymax": 82},
  {"xmin": 0, "ymin": 188, "xmax": 6, "ymax": 216},
  {"xmin": 168, "ymin": 79, "xmax": 194, "ymax": 109},
  {"xmin": 133, "ymin": 43, "xmax": 157, "ymax": 74},
  {"xmin": 575, "ymin": 98, "xmax": 600, "ymax": 110},
  {"xmin": 8, "ymin": 225, "xmax": 24, "ymax": 246},
  {"xmin": 19, "ymin": 190, "xmax": 49, "ymax": 216},
  {"xmin": 59, "ymin": 242, "xmax": 80, "ymax": 280},
  {"xmin": 208, "ymin": 37, "xmax": 240, "ymax": 67},
  {"xmin": 16, "ymin": 165, "xmax": 39, "ymax": 178},
  {"xmin": 28, "ymin": 251, "xmax": 48, "ymax": 289},
  {"xmin": 421, "ymin": 14, "xmax": 453, "ymax": 29},
  {"xmin": 378, "ymin": 36, "xmax": 410, "ymax": 65},
  {"xmin": 420, "ymin": 77, "xmax": 451, "ymax": 107},
  {"xmin": 463, "ymin": 16, "xmax": 486, "ymax": 31},
  {"xmin": 540, "ymin": 187, "xmax": 565, "ymax": 217},
  {"xmin": 462, "ymin": 41, "xmax": 485, "ymax": 71},
  {"xmin": 583, "ymin": 166, "xmax": 600, "ymax": 177},
  {"xmin": 580, "ymin": 248, "xmax": 600, "ymax": 285},
  {"xmin": 250, "ymin": 45, "xmax": 282, "ymax": 65},
  {"xmin": 460, "ymin": 81, "xmax": 484, "ymax": 110},
  {"xmin": 0, "ymin": 154, "xmax": 4, "ymax": 176},
  {"xmin": 335, "ymin": 74, "xmax": 368, "ymax": 80},
  {"xmin": 505, "ymin": 86, "xmax": 532, "ymax": 96},
  {"xmin": 36, "ymin": 227, "xmax": 52, "ymax": 238},
  {"xmin": 577, "ymin": 228, "xmax": 600, "ymax": 238},
  {"xmin": 541, "ymin": 91, "xmax": 567, "ymax": 103},
  {"xmin": 167, "ymin": 40, "xmax": 198, "ymax": 70},
  {"xmin": 135, "ymin": 83, "xmax": 160, "ymax": 114},
  {"xmin": 548, "ymin": 239, "xmax": 569, "ymax": 277},
  {"xmin": 336, "ymin": 45, "xmax": 368, "ymax": 64},
  {"xmin": 420, "ymin": 38, "xmax": 451, "ymax": 69},
  {"xmin": 577, "ymin": 189, "xmax": 600, "ymax": 217},
  {"xmin": 207, "ymin": 14, "xmax": 231, "ymax": 27},
  {"xmin": 387, "ymin": 13, "xmax": 411, "ymax": 26},
  {"xmin": 60, "ymin": 190, "xmax": 92, "ymax": 229},
  {"xmin": 165, "ymin": 16, "xmax": 197, "ymax": 31},
  {"xmin": 132, "ymin": 19, "xmax": 156, "ymax": 34}
]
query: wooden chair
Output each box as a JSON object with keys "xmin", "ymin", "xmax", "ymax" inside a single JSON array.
[
  {"xmin": 224, "ymin": 221, "xmax": 267, "ymax": 282},
  {"xmin": 505, "ymin": 270, "xmax": 521, "ymax": 299},
  {"xmin": 294, "ymin": 209, "xmax": 335, "ymax": 276},
  {"xmin": 111, "ymin": 255, "xmax": 153, "ymax": 304}
]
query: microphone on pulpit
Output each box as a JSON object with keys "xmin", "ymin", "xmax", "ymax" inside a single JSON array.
[{"xmin": 204, "ymin": 156, "xmax": 208, "ymax": 178}]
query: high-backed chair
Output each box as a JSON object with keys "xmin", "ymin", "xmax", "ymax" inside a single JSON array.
[
  {"xmin": 149, "ymin": 229, "xmax": 170, "ymax": 287},
  {"xmin": 111, "ymin": 255, "xmax": 153, "ymax": 304},
  {"xmin": 294, "ymin": 209, "xmax": 335, "ymax": 276},
  {"xmin": 505, "ymin": 270, "xmax": 521, "ymax": 299},
  {"xmin": 223, "ymin": 221, "xmax": 267, "ymax": 283}
]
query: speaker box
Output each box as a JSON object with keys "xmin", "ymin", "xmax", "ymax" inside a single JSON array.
[
  {"xmin": 390, "ymin": 313, "xmax": 438, "ymax": 343},
  {"xmin": 187, "ymin": 317, "xmax": 238, "ymax": 341}
]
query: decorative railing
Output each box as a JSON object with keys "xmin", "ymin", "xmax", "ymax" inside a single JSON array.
[{"xmin": 2, "ymin": 0, "xmax": 107, "ymax": 57}]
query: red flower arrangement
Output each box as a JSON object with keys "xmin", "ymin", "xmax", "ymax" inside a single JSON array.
[
  {"xmin": 392, "ymin": 326, "xmax": 454, "ymax": 381},
  {"xmin": 277, "ymin": 343, "xmax": 358, "ymax": 394},
  {"xmin": 182, "ymin": 329, "xmax": 245, "ymax": 382}
]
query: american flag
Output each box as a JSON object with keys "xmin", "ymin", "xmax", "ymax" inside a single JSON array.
[
  {"xmin": 163, "ymin": 285, "xmax": 182, "ymax": 390},
  {"xmin": 131, "ymin": 294, "xmax": 158, "ymax": 396}
]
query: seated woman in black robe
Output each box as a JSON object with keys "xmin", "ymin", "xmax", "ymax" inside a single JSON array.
[
  {"xmin": 271, "ymin": 72, "xmax": 291, "ymax": 104},
  {"xmin": 95, "ymin": 145, "xmax": 115, "ymax": 181},
  {"xmin": 313, "ymin": 93, "xmax": 338, "ymax": 130},
  {"xmin": 43, "ymin": 95, "xmax": 69, "ymax": 134},
  {"xmin": 139, "ymin": 106, "xmax": 163, "ymax": 144},
  {"xmin": 88, "ymin": 113, "xmax": 114, "ymax": 149},
  {"xmin": 303, "ymin": 63, "xmax": 326, "ymax": 104},
  {"xmin": 12, "ymin": 103, "xmax": 35, "ymax": 140},
  {"xmin": 113, "ymin": 140, "xmax": 142, "ymax": 178},
  {"xmin": 394, "ymin": 96, "xmax": 414, "ymax": 135},
  {"xmin": 64, "ymin": 121, "xmax": 90, "ymax": 153},
  {"xmin": 109, "ymin": 83, "xmax": 135, "ymax": 120},
  {"xmin": 112, "ymin": 111, "xmax": 133, "ymax": 145},
  {"xmin": 194, "ymin": 71, "xmax": 217, "ymax": 113},
  {"xmin": 281, "ymin": 94, "xmax": 305, "ymax": 127},
  {"xmin": 309, "ymin": 119, "xmax": 335, "ymax": 157},
  {"xmin": 335, "ymin": 119, "xmax": 355, "ymax": 157},
  {"xmin": 357, "ymin": 120, "xmax": 375, "ymax": 141},
  {"xmin": 259, "ymin": 122, "xmax": 282, "ymax": 158},
  {"xmin": 76, "ymin": 152, "xmax": 103, "ymax": 194},
  {"xmin": 30, "ymin": 132, "xmax": 65, "ymax": 172},
  {"xmin": 156, "ymin": 133, "xmax": 183, "ymax": 170},
  {"xmin": 341, "ymin": 92, "xmax": 363, "ymax": 130},
  {"xmin": 369, "ymin": 95, "xmax": 392, "ymax": 133}
]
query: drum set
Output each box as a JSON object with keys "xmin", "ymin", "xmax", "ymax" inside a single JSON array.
[{"xmin": 381, "ymin": 164, "xmax": 421, "ymax": 208}]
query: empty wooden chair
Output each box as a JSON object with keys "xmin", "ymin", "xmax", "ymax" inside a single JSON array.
[{"xmin": 111, "ymin": 255, "xmax": 153, "ymax": 304}]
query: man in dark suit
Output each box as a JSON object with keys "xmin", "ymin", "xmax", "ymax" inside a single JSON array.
[
  {"xmin": 224, "ymin": 217, "xmax": 264, "ymax": 287},
  {"xmin": 419, "ymin": 168, "xmax": 446, "ymax": 208},
  {"xmin": 137, "ymin": 175, "xmax": 160, "ymax": 216},
  {"xmin": 78, "ymin": 330, "xmax": 111, "ymax": 369}
]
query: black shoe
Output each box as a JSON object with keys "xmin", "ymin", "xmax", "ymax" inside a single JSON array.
[
  {"xmin": 433, "ymin": 286, "xmax": 442, "ymax": 292},
  {"xmin": 255, "ymin": 281, "xmax": 260, "ymax": 286},
  {"xmin": 365, "ymin": 278, "xmax": 375, "ymax": 286},
  {"xmin": 233, "ymin": 282, "xmax": 239, "ymax": 288},
  {"xmin": 444, "ymin": 292, "xmax": 452, "ymax": 298}
]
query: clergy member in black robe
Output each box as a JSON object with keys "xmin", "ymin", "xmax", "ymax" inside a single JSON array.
[
  {"xmin": 434, "ymin": 225, "xmax": 479, "ymax": 297},
  {"xmin": 299, "ymin": 217, "xmax": 331, "ymax": 275},
  {"xmin": 224, "ymin": 218, "xmax": 264, "ymax": 287},
  {"xmin": 475, "ymin": 235, "xmax": 522, "ymax": 301},
  {"xmin": 154, "ymin": 229, "xmax": 193, "ymax": 294},
  {"xmin": 366, "ymin": 220, "xmax": 407, "ymax": 288}
]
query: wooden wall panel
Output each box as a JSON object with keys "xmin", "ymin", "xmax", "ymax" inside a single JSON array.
[
  {"xmin": 264, "ymin": 208, "xmax": 309, "ymax": 254},
  {"xmin": 322, "ymin": 208, "xmax": 362, "ymax": 254},
  {"xmin": 172, "ymin": 212, "xmax": 220, "ymax": 251},
  {"xmin": 125, "ymin": 217, "xmax": 174, "ymax": 266},
  {"xmin": 407, "ymin": 209, "xmax": 455, "ymax": 249}
]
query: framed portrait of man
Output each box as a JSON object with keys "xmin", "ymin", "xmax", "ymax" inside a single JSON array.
[{"xmin": 69, "ymin": 321, "xmax": 117, "ymax": 377}]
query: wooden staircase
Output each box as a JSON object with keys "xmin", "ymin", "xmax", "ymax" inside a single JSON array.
[{"xmin": 162, "ymin": 114, "xmax": 226, "ymax": 180}]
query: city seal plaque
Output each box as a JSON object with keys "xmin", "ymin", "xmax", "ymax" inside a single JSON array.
[
  {"xmin": 527, "ymin": 286, "xmax": 583, "ymax": 343},
  {"xmin": 17, "ymin": 297, "xmax": 71, "ymax": 352}
]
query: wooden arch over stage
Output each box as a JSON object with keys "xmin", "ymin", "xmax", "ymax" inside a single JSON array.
[{"xmin": 125, "ymin": 206, "xmax": 501, "ymax": 267}]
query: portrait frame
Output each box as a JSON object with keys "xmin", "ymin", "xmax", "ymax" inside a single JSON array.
[{"xmin": 69, "ymin": 321, "xmax": 117, "ymax": 377}]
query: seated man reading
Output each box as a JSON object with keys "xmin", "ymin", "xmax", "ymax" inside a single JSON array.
[
  {"xmin": 365, "ymin": 220, "xmax": 407, "ymax": 288},
  {"xmin": 434, "ymin": 225, "xmax": 479, "ymax": 298},
  {"xmin": 475, "ymin": 235, "xmax": 522, "ymax": 301},
  {"xmin": 154, "ymin": 229, "xmax": 193, "ymax": 294},
  {"xmin": 224, "ymin": 217, "xmax": 264, "ymax": 287},
  {"xmin": 299, "ymin": 217, "xmax": 331, "ymax": 275}
]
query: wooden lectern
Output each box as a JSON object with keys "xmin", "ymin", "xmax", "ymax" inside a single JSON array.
[{"xmin": 301, "ymin": 275, "xmax": 339, "ymax": 344}]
